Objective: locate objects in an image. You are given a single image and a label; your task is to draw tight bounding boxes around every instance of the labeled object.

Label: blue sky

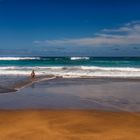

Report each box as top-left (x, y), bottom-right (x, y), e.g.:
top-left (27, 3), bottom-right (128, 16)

top-left (0, 0), bottom-right (140, 56)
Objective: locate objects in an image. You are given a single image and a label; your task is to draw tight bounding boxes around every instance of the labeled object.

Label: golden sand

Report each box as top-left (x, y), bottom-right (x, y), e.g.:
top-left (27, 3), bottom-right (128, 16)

top-left (0, 110), bottom-right (139, 140)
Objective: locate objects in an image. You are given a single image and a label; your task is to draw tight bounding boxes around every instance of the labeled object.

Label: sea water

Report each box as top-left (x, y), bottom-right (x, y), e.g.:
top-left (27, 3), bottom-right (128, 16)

top-left (0, 56), bottom-right (140, 78)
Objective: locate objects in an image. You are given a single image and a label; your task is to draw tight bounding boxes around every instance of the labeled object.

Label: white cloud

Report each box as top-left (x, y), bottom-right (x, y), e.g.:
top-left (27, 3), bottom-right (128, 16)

top-left (102, 21), bottom-right (140, 33)
top-left (101, 27), bottom-right (132, 32)
top-left (34, 21), bottom-right (140, 47)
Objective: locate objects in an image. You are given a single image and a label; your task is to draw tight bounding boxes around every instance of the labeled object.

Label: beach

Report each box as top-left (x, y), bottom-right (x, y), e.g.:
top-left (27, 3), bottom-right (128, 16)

top-left (0, 109), bottom-right (139, 140)
top-left (0, 77), bottom-right (139, 139)
top-left (1, 0), bottom-right (140, 138)
top-left (0, 57), bottom-right (140, 139)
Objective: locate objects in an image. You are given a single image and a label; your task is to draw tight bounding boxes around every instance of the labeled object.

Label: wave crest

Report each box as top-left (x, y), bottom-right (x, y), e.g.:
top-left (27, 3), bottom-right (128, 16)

top-left (70, 57), bottom-right (90, 60)
top-left (0, 66), bottom-right (140, 78)
top-left (0, 57), bottom-right (40, 60)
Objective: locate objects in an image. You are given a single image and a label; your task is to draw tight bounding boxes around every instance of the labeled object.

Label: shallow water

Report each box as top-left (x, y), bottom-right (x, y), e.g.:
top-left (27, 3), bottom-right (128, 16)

top-left (0, 78), bottom-right (140, 112)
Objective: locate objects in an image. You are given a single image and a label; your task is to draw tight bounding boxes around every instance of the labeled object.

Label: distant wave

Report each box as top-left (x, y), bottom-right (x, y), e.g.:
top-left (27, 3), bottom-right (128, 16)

top-left (0, 66), bottom-right (140, 78)
top-left (0, 57), bottom-right (40, 60)
top-left (0, 56), bottom-right (90, 61)
top-left (70, 57), bottom-right (90, 60)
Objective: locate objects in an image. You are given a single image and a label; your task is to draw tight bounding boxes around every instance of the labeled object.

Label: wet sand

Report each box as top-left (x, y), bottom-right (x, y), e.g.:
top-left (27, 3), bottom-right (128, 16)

top-left (0, 78), bottom-right (140, 139)
top-left (0, 75), bottom-right (56, 93)
top-left (0, 78), bottom-right (140, 111)
top-left (0, 109), bottom-right (139, 140)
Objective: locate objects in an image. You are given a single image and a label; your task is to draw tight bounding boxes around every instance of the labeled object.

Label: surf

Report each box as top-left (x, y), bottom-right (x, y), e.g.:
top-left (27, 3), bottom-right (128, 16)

top-left (0, 66), bottom-right (140, 78)
top-left (0, 57), bottom-right (41, 60)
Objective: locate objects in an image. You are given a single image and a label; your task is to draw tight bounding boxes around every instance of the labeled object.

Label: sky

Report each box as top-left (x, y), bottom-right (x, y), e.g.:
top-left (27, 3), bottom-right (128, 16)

top-left (0, 0), bottom-right (140, 56)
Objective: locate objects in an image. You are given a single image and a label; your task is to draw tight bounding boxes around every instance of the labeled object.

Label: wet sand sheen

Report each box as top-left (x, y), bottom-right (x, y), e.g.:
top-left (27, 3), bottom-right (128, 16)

top-left (0, 78), bottom-right (140, 111)
top-left (0, 110), bottom-right (139, 140)
top-left (0, 75), bottom-right (56, 93)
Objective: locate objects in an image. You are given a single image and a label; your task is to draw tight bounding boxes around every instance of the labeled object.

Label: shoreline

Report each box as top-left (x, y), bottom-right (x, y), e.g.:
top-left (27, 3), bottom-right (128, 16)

top-left (0, 109), bottom-right (139, 140)
top-left (1, 108), bottom-right (140, 113)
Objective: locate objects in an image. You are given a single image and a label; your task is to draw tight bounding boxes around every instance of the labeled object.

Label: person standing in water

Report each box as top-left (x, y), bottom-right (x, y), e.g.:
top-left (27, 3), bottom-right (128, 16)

top-left (31, 70), bottom-right (36, 79)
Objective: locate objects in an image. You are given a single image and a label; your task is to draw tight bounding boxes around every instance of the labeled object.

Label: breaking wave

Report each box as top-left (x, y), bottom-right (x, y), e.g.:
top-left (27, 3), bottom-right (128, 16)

top-left (0, 66), bottom-right (140, 78)
top-left (0, 57), bottom-right (40, 60)
top-left (70, 57), bottom-right (90, 60)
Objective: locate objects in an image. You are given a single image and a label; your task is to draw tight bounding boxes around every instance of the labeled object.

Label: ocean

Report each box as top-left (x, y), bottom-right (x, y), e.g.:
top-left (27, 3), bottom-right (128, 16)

top-left (0, 56), bottom-right (140, 78)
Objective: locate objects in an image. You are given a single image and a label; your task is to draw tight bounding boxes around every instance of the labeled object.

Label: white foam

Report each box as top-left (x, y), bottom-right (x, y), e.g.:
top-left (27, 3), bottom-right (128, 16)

top-left (80, 66), bottom-right (140, 71)
top-left (0, 66), bottom-right (140, 78)
top-left (70, 57), bottom-right (89, 60)
top-left (0, 57), bottom-right (40, 60)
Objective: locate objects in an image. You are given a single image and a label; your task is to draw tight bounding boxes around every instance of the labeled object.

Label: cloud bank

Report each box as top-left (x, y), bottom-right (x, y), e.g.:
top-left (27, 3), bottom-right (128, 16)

top-left (34, 21), bottom-right (140, 47)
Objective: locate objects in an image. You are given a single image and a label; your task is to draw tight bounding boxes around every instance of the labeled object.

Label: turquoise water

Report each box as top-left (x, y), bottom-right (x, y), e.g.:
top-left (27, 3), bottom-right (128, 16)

top-left (0, 57), bottom-right (140, 77)
top-left (0, 57), bottom-right (140, 67)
